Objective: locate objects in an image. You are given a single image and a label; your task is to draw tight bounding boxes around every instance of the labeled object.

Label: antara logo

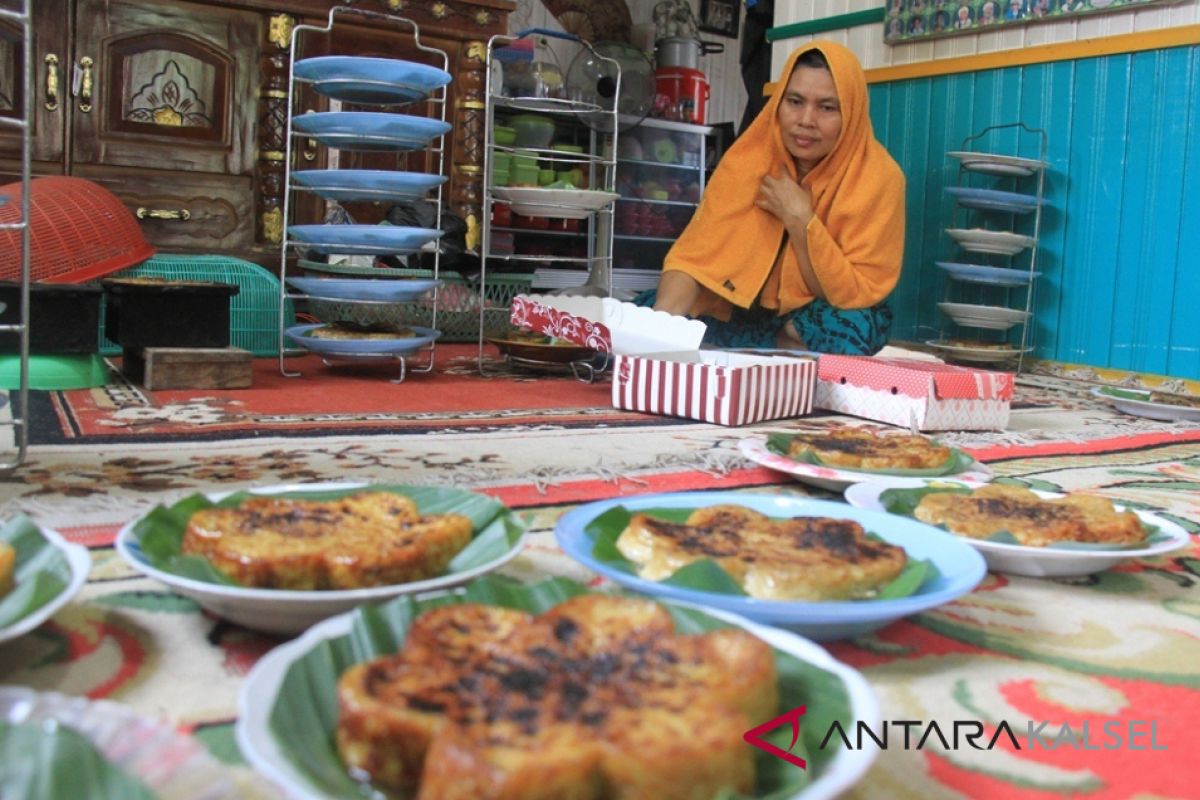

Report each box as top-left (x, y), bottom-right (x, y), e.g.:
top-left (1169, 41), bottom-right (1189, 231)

top-left (746, 707), bottom-right (1168, 769)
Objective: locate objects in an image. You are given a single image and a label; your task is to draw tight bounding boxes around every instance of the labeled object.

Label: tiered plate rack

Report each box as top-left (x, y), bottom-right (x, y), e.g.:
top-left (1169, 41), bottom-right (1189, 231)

top-left (929, 123), bottom-right (1048, 373)
top-left (276, 5), bottom-right (451, 384)
top-left (0, 0), bottom-right (32, 469)
top-left (479, 29), bottom-right (621, 379)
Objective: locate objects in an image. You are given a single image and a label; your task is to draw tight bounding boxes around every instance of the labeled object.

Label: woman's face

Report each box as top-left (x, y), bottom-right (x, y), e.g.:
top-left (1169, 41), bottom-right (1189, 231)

top-left (777, 64), bottom-right (843, 173)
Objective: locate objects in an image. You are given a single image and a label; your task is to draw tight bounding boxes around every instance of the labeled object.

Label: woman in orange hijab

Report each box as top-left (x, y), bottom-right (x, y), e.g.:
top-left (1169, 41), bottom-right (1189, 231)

top-left (651, 40), bottom-right (905, 354)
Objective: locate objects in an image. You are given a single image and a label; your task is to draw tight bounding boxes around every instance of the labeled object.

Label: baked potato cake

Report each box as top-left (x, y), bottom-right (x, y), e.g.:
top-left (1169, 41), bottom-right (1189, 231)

top-left (913, 484), bottom-right (1146, 547)
top-left (617, 504), bottom-right (907, 601)
top-left (336, 594), bottom-right (778, 799)
top-left (181, 491), bottom-right (472, 590)
top-left (786, 426), bottom-right (953, 470)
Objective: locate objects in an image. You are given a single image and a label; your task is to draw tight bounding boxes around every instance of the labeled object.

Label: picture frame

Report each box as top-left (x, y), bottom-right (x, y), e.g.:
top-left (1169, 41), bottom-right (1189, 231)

top-left (884, 0), bottom-right (1187, 45)
top-left (699, 0), bottom-right (740, 39)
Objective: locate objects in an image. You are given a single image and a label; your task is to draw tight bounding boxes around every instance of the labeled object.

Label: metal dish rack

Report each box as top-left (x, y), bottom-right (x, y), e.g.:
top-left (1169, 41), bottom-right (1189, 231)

top-left (0, 0), bottom-right (32, 469)
top-left (276, 5), bottom-right (449, 384)
top-left (930, 123), bottom-right (1048, 373)
top-left (479, 29), bottom-right (621, 378)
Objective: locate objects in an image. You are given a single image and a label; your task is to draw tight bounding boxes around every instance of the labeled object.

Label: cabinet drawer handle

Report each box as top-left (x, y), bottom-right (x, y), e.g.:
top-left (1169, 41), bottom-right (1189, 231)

top-left (77, 56), bottom-right (94, 113)
top-left (136, 207), bottom-right (191, 221)
top-left (44, 54), bottom-right (60, 112)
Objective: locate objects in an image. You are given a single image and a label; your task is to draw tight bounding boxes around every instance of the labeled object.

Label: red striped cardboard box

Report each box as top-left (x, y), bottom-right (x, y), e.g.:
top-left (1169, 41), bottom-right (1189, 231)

top-left (815, 355), bottom-right (1014, 431)
top-left (612, 351), bottom-right (817, 426)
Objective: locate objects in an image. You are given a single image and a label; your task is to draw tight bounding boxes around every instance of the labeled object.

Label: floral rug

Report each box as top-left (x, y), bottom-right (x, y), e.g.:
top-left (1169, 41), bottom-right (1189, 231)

top-left (0, 366), bottom-right (1197, 798)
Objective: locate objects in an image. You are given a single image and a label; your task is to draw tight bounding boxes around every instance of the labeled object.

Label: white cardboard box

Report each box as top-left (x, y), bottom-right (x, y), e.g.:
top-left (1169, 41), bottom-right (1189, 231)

top-left (814, 355), bottom-right (1014, 431)
top-left (613, 350), bottom-right (817, 426)
top-left (509, 294), bottom-right (706, 354)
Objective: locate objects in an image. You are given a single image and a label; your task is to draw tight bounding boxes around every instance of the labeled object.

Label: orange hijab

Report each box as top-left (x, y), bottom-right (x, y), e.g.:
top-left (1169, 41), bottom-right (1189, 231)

top-left (663, 41), bottom-right (905, 319)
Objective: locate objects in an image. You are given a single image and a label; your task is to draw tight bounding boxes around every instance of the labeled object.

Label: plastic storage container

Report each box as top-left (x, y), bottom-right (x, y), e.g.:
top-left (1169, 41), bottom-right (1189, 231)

top-left (103, 279), bottom-right (240, 349)
top-left (0, 282), bottom-right (103, 354)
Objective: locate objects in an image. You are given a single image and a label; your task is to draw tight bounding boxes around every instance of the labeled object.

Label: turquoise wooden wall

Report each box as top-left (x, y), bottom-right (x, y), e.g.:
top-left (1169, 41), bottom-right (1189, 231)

top-left (869, 43), bottom-right (1200, 379)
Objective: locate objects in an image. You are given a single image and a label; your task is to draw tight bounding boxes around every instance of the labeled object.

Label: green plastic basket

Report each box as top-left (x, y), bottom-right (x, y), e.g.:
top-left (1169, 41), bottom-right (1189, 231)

top-left (99, 255), bottom-right (295, 356)
top-left (303, 270), bottom-right (534, 343)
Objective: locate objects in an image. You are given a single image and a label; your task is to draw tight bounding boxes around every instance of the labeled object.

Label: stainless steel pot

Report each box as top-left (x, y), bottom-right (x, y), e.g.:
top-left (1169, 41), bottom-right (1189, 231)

top-left (655, 36), bottom-right (724, 70)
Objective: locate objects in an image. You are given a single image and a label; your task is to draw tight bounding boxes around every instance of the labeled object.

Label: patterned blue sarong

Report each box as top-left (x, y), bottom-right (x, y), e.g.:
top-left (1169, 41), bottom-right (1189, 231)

top-left (634, 290), bottom-right (891, 355)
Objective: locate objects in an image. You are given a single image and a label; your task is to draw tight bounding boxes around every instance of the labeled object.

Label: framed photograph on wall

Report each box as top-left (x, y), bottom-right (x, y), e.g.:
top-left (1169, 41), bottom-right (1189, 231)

top-left (700, 0), bottom-right (740, 39)
top-left (885, 0), bottom-right (1188, 45)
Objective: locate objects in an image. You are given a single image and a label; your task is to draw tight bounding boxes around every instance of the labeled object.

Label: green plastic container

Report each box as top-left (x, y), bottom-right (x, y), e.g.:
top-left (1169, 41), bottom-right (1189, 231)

top-left (0, 354), bottom-right (110, 390)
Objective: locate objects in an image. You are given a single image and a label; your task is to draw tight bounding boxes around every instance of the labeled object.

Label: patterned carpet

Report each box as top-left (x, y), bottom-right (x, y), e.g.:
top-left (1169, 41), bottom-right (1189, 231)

top-left (0, 361), bottom-right (1197, 798)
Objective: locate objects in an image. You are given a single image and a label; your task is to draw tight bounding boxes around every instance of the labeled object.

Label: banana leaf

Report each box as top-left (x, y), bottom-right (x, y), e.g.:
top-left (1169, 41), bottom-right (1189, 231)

top-left (878, 486), bottom-right (1168, 550)
top-left (0, 516), bottom-right (71, 629)
top-left (267, 574), bottom-right (855, 799)
top-left (586, 505), bottom-right (935, 601)
top-left (131, 484), bottom-right (524, 588)
top-left (0, 721), bottom-right (157, 800)
top-left (765, 432), bottom-right (977, 477)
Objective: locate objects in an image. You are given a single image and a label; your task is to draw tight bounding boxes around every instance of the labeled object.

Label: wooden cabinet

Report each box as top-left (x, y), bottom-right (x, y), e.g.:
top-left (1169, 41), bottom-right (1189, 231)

top-left (0, 0), bottom-right (512, 268)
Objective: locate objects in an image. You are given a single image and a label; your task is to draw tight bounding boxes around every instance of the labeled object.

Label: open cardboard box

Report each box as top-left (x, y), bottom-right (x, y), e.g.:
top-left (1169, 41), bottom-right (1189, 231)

top-left (511, 294), bottom-right (816, 426)
top-left (815, 355), bottom-right (1014, 431)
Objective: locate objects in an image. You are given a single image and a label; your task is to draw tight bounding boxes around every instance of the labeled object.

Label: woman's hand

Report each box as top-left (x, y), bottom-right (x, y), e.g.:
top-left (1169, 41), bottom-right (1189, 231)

top-left (756, 168), bottom-right (814, 229)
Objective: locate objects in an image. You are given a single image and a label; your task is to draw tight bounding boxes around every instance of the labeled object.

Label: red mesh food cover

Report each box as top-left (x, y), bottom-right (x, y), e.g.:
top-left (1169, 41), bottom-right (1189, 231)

top-left (0, 176), bottom-right (156, 283)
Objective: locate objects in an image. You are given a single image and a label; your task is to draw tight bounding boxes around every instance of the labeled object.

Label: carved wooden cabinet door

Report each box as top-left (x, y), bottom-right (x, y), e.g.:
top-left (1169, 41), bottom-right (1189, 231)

top-left (70, 0), bottom-right (261, 251)
top-left (0, 0), bottom-right (69, 177)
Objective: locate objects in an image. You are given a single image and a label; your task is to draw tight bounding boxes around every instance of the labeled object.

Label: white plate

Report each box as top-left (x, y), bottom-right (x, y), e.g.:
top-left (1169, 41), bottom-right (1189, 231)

top-left (1091, 386), bottom-right (1200, 423)
top-left (937, 302), bottom-right (1030, 331)
top-left (492, 187), bottom-right (620, 219)
top-left (0, 523), bottom-right (90, 644)
top-left (843, 483), bottom-right (1192, 577)
top-left (945, 228), bottom-right (1036, 256)
top-left (925, 339), bottom-right (1030, 363)
top-left (556, 492), bottom-right (987, 641)
top-left (237, 590), bottom-right (881, 800)
top-left (947, 150), bottom-right (1047, 176)
top-left (0, 686), bottom-right (238, 799)
top-left (738, 436), bottom-right (992, 493)
top-left (115, 482), bottom-right (527, 635)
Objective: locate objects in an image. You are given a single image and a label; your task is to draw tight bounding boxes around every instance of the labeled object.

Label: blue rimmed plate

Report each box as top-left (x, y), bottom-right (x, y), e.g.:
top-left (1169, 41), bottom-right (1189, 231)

top-left (285, 323), bottom-right (440, 356)
top-left (286, 276), bottom-right (441, 303)
top-left (293, 56), bottom-right (451, 105)
top-left (291, 112), bottom-right (451, 152)
top-left (287, 224), bottom-right (442, 256)
top-left (945, 228), bottom-right (1036, 256)
top-left (936, 261), bottom-right (1039, 287)
top-left (945, 186), bottom-right (1039, 214)
top-left (291, 170), bottom-right (446, 203)
top-left (554, 492), bottom-right (987, 641)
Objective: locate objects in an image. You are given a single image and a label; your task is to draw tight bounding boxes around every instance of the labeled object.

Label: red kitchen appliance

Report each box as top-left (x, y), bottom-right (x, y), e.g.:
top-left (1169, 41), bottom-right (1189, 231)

top-left (654, 66), bottom-right (709, 125)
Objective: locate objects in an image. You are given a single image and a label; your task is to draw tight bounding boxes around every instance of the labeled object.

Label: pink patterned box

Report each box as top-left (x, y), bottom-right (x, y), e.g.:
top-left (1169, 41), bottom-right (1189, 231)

top-left (509, 294), bottom-right (706, 354)
top-left (814, 355), bottom-right (1014, 431)
top-left (612, 351), bottom-right (817, 426)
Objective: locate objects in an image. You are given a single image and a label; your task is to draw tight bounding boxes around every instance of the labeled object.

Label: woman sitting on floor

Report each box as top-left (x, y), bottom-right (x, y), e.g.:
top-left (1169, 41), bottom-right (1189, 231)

top-left (648, 40), bottom-right (906, 355)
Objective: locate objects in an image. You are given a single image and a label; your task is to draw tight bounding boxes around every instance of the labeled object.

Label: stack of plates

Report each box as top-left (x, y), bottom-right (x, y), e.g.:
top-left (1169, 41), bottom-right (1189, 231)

top-left (292, 56), bottom-right (452, 106)
top-left (946, 228), bottom-right (1036, 256)
top-left (938, 302), bottom-right (1029, 330)
top-left (947, 150), bottom-right (1047, 177)
top-left (532, 268), bottom-right (660, 293)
